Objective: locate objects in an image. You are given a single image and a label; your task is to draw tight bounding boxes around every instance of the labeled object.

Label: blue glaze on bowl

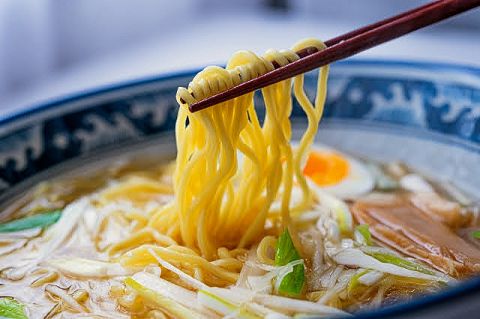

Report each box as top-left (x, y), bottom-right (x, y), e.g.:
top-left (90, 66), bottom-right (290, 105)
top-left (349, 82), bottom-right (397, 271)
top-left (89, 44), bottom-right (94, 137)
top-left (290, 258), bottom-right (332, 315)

top-left (0, 59), bottom-right (479, 318)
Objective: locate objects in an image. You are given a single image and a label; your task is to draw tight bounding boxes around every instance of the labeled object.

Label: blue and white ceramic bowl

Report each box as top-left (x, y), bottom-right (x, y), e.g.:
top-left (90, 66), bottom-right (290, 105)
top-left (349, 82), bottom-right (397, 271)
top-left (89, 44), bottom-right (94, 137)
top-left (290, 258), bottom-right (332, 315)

top-left (0, 60), bottom-right (479, 318)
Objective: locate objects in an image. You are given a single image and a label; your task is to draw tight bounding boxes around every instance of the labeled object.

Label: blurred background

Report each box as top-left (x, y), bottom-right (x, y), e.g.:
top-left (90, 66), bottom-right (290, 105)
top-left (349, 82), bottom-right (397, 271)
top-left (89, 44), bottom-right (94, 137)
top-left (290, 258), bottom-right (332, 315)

top-left (0, 0), bottom-right (479, 116)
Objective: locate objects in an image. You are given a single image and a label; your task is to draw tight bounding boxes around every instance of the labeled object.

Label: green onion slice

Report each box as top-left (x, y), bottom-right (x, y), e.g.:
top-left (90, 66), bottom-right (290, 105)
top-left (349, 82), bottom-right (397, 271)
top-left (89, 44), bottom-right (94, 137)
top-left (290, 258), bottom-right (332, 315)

top-left (0, 210), bottom-right (61, 233)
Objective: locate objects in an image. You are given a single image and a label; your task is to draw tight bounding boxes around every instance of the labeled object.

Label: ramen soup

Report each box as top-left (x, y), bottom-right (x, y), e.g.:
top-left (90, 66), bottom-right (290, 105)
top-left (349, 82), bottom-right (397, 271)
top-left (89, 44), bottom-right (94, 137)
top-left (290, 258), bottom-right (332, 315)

top-left (0, 39), bottom-right (479, 319)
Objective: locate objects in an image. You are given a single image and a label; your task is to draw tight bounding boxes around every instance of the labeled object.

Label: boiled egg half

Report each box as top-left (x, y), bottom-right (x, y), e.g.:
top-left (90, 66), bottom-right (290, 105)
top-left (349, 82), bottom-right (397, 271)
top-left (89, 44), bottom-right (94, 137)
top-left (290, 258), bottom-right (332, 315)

top-left (303, 145), bottom-right (374, 199)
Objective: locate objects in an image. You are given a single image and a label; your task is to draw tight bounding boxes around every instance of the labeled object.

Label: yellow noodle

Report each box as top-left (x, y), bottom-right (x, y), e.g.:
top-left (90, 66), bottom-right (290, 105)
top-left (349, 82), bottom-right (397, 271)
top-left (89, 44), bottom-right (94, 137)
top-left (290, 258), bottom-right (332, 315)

top-left (210, 258), bottom-right (244, 271)
top-left (256, 235), bottom-right (278, 265)
top-left (120, 245), bottom-right (239, 283)
top-left (170, 38), bottom-right (328, 258)
top-left (112, 38), bottom-right (328, 289)
top-left (99, 176), bottom-right (172, 205)
top-left (109, 229), bottom-right (177, 256)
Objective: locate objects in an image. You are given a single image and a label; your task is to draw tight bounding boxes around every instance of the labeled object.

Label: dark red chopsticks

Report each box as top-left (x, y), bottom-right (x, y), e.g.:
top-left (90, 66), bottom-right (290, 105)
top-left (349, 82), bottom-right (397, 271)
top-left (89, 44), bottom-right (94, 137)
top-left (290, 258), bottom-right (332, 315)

top-left (189, 0), bottom-right (480, 113)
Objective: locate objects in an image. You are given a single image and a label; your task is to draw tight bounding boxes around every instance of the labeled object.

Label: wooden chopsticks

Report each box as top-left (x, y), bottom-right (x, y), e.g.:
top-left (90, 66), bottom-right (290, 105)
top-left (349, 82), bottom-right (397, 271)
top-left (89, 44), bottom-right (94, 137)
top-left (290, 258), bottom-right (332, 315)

top-left (189, 0), bottom-right (480, 113)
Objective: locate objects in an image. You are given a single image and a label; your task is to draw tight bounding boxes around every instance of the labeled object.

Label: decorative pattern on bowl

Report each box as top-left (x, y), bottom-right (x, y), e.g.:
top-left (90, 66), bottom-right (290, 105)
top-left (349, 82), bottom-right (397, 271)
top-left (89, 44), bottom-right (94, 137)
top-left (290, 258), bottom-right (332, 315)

top-left (1, 60), bottom-right (479, 195)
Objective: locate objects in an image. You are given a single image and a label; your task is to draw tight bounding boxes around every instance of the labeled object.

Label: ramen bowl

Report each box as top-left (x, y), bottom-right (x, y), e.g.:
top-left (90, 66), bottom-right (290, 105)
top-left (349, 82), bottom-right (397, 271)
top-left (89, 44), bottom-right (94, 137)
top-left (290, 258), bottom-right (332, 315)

top-left (0, 59), bottom-right (479, 318)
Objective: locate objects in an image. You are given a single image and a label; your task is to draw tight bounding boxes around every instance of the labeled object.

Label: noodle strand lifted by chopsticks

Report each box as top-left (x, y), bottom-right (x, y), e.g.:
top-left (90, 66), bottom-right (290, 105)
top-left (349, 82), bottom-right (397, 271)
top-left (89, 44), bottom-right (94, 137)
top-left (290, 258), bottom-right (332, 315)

top-left (115, 38), bottom-right (329, 286)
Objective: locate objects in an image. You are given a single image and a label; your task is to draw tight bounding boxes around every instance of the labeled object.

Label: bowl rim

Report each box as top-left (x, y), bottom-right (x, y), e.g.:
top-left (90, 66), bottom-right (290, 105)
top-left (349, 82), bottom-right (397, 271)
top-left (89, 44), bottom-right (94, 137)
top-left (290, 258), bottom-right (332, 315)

top-left (1, 58), bottom-right (480, 318)
top-left (2, 58), bottom-right (480, 128)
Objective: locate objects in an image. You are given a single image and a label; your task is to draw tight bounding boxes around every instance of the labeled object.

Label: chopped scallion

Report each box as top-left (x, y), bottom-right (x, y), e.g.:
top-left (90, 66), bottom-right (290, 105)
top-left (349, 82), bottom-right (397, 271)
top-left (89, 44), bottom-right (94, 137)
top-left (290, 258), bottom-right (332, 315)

top-left (347, 269), bottom-right (370, 294)
top-left (355, 224), bottom-right (372, 246)
top-left (274, 229), bottom-right (305, 297)
top-left (125, 277), bottom-right (200, 319)
top-left (0, 210), bottom-right (62, 233)
top-left (367, 252), bottom-right (435, 276)
top-left (471, 230), bottom-right (480, 239)
top-left (0, 297), bottom-right (28, 319)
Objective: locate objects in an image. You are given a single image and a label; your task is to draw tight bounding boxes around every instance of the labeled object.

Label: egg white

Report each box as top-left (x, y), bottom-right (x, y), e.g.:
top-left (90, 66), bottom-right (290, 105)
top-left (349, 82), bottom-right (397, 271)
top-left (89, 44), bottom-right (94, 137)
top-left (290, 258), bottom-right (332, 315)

top-left (305, 144), bottom-right (374, 200)
top-left (235, 143), bottom-right (374, 200)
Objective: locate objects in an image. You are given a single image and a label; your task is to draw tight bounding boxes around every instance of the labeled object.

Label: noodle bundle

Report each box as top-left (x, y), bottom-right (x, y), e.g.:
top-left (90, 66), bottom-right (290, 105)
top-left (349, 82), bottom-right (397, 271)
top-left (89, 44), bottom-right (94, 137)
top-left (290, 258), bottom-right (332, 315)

top-left (174, 38), bottom-right (328, 257)
top-left (116, 39), bottom-right (329, 288)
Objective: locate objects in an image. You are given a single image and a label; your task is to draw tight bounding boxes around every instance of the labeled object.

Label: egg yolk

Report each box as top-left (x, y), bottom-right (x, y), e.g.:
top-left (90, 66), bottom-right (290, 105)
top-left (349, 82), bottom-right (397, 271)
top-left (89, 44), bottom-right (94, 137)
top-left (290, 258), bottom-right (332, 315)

top-left (303, 151), bottom-right (350, 186)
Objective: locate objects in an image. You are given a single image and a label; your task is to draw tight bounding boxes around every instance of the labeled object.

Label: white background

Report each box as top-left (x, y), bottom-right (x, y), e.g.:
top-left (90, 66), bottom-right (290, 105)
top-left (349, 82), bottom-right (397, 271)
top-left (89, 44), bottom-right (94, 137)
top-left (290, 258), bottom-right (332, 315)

top-left (0, 0), bottom-right (479, 118)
